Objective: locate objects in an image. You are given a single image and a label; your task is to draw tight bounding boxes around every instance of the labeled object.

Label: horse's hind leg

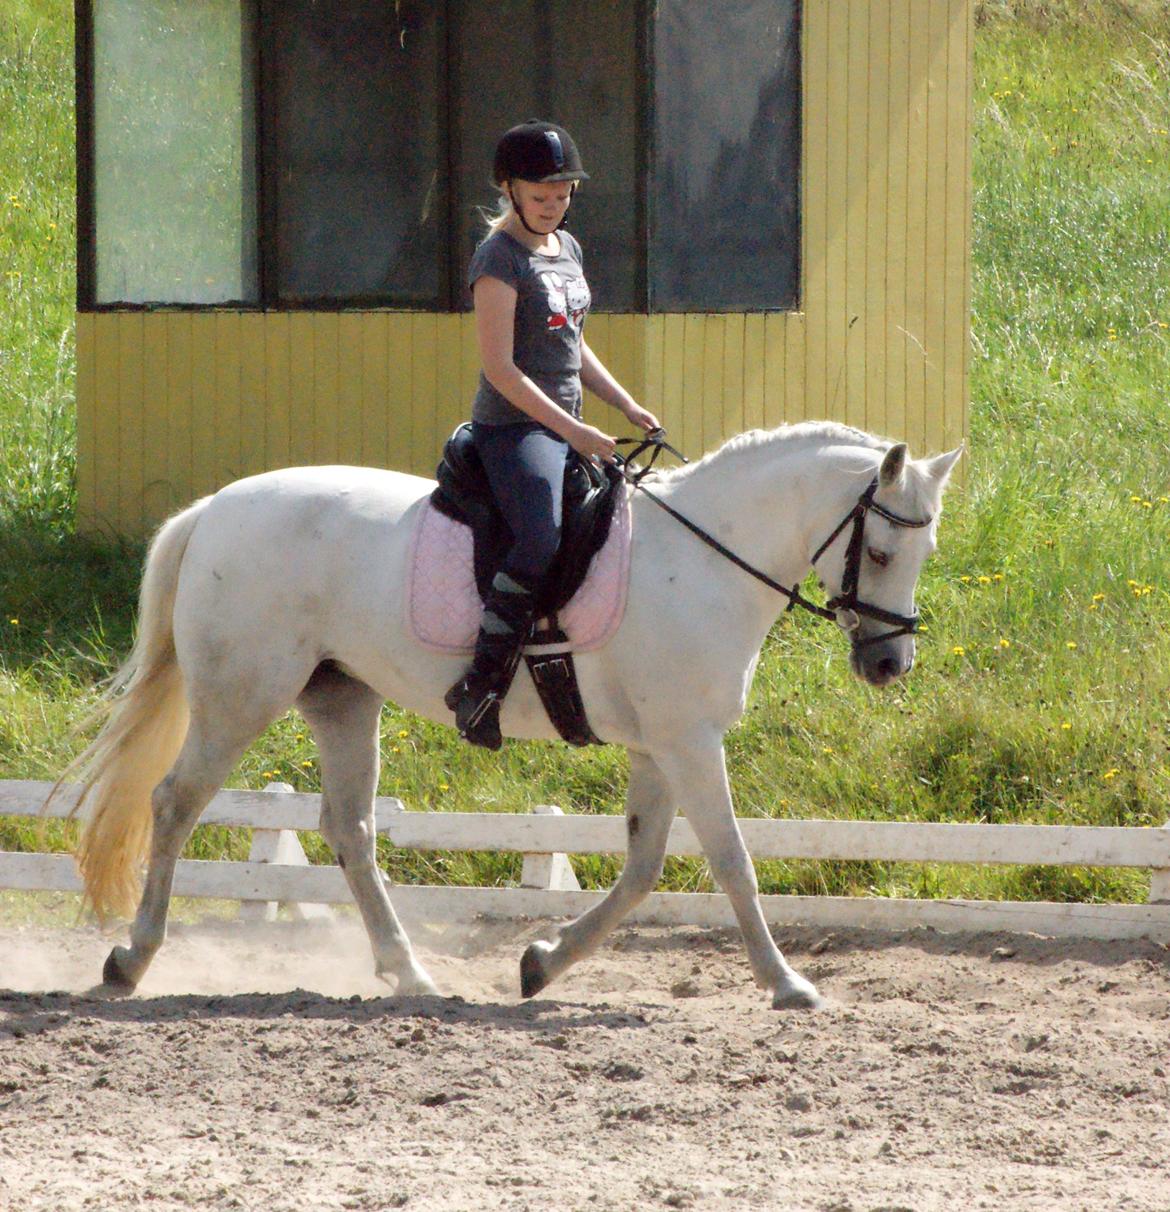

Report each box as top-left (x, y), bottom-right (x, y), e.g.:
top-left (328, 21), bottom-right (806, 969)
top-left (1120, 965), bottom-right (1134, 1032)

top-left (521, 750), bottom-right (675, 998)
top-left (102, 716), bottom-right (259, 992)
top-left (297, 665), bottom-right (437, 997)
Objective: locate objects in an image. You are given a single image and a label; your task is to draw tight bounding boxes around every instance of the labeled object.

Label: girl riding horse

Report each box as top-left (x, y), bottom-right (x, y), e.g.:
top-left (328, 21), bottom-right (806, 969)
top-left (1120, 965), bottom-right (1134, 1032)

top-left (443, 120), bottom-right (659, 749)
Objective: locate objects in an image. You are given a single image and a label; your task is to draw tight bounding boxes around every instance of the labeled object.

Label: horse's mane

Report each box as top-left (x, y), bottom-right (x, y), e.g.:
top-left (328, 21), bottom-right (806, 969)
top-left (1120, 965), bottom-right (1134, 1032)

top-left (656, 421), bottom-right (890, 483)
top-left (653, 421), bottom-right (939, 514)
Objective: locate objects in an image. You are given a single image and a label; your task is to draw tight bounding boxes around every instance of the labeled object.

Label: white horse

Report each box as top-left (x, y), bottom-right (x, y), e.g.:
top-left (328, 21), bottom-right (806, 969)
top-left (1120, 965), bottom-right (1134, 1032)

top-left (63, 421), bottom-right (960, 1009)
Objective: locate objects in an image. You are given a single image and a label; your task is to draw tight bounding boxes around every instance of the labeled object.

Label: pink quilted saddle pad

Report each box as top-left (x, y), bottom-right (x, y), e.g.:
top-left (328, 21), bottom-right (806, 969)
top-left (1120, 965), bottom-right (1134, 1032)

top-left (407, 490), bottom-right (633, 655)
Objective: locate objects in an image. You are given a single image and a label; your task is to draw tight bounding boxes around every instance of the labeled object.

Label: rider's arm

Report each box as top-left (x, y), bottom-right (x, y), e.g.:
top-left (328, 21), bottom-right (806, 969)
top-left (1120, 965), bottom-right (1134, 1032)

top-left (581, 340), bottom-right (660, 433)
top-left (475, 274), bottom-right (616, 461)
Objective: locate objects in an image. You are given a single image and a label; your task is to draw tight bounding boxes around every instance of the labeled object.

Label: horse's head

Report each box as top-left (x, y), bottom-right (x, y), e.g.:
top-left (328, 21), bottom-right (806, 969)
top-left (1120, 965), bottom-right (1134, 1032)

top-left (816, 442), bottom-right (962, 687)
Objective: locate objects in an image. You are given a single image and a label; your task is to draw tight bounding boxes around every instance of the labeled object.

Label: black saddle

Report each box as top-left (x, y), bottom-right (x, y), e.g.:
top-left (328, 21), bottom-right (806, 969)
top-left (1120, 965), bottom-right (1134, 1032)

top-left (430, 422), bottom-right (624, 748)
top-left (431, 422), bottom-right (623, 617)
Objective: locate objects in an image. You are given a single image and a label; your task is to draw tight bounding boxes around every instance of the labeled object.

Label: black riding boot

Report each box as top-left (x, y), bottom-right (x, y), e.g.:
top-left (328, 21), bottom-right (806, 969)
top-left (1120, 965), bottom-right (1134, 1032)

top-left (444, 571), bottom-right (538, 750)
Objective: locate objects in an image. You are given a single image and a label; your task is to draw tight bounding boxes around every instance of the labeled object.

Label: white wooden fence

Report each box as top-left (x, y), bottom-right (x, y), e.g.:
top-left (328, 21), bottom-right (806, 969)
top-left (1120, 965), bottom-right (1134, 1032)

top-left (2, 779), bottom-right (1168, 941)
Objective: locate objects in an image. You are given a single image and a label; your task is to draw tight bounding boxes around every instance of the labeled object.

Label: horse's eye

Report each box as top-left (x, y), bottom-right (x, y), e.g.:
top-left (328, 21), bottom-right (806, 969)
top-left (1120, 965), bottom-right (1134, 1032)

top-left (867, 547), bottom-right (889, 567)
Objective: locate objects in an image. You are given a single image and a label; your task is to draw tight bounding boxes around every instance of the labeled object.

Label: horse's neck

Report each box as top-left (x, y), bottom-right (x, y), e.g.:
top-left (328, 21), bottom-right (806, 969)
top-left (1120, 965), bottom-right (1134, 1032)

top-left (662, 439), bottom-right (874, 605)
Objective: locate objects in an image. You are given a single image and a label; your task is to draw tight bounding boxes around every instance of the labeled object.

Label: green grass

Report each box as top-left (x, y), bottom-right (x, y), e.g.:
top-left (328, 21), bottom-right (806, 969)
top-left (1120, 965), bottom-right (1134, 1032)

top-left (2, 1), bottom-right (1170, 906)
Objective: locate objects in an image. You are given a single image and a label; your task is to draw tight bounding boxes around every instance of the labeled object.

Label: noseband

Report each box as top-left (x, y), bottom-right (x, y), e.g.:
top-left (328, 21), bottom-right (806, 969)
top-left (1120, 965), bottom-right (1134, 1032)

top-left (616, 433), bottom-right (933, 651)
top-left (806, 475), bottom-right (933, 648)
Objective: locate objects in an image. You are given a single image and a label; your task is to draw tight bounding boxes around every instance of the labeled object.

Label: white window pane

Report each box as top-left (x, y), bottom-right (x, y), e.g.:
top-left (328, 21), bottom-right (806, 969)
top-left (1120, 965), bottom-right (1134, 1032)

top-left (94, 0), bottom-right (256, 304)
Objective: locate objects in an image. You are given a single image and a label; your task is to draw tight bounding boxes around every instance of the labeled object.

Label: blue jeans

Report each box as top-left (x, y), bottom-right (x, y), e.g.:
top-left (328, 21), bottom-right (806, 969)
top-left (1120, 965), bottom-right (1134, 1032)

top-left (471, 420), bottom-right (575, 587)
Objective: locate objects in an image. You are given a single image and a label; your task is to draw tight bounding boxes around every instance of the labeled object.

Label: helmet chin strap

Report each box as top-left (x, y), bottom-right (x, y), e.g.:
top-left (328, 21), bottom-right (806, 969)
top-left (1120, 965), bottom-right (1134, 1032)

top-left (507, 182), bottom-right (575, 235)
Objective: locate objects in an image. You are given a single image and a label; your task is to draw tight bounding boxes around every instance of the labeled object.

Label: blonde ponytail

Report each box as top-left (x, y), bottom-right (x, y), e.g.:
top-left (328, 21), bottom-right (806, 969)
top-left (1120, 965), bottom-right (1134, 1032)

top-left (478, 189), bottom-right (513, 240)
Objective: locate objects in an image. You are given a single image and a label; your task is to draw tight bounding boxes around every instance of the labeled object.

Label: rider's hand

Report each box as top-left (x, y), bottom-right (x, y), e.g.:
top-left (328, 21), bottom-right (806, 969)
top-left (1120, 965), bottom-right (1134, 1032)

top-left (568, 420), bottom-right (618, 464)
top-left (621, 401), bottom-right (661, 433)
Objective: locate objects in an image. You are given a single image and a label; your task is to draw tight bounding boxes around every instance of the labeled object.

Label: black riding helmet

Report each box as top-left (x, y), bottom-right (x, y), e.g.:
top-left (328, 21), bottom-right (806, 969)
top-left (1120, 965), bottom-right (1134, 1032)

top-left (494, 119), bottom-right (588, 234)
top-left (493, 119), bottom-right (589, 184)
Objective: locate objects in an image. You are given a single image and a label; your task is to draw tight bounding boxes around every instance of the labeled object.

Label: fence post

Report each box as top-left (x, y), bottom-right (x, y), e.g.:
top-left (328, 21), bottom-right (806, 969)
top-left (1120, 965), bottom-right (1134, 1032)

top-left (239, 783), bottom-right (333, 923)
top-left (1151, 821), bottom-right (1170, 905)
top-left (520, 804), bottom-right (581, 891)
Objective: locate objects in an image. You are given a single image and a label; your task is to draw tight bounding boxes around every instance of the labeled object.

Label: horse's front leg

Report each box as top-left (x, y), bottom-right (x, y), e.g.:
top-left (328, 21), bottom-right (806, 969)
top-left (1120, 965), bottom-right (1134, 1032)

top-left (653, 732), bottom-right (822, 1010)
top-left (521, 750), bottom-right (675, 998)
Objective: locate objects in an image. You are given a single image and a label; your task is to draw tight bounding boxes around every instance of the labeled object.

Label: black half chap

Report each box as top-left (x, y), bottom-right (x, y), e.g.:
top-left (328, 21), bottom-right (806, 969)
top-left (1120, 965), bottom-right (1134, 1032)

top-left (471, 420), bottom-right (573, 586)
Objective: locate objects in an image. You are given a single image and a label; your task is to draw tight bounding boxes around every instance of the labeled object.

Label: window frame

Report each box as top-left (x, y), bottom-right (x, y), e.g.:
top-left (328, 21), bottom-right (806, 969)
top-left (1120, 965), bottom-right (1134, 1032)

top-left (75, 0), bottom-right (799, 315)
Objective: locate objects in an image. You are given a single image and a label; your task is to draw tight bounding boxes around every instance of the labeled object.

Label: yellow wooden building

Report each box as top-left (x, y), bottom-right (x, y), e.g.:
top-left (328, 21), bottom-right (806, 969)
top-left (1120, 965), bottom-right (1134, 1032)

top-left (76, 0), bottom-right (971, 536)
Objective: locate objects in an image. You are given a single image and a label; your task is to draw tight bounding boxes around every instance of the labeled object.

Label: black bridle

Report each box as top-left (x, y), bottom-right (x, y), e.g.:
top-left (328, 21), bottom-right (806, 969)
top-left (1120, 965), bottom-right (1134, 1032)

top-left (614, 431), bottom-right (933, 650)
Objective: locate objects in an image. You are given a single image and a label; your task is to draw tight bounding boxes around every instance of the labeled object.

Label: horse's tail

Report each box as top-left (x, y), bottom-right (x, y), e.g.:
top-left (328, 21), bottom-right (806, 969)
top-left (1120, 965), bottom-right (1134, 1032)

top-left (51, 496), bottom-right (211, 921)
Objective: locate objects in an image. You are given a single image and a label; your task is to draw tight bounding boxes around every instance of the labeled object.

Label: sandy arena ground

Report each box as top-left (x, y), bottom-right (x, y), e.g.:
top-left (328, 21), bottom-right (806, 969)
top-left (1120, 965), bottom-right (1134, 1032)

top-left (1, 911), bottom-right (1168, 1211)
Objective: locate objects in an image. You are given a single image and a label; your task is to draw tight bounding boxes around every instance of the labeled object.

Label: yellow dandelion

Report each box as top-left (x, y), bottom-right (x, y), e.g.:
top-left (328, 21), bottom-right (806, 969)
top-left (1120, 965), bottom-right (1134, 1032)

top-left (397, 729), bottom-right (409, 739)
top-left (301, 759), bottom-right (313, 767)
top-left (952, 645), bottom-right (966, 656)
top-left (1066, 641), bottom-right (1078, 650)
top-left (1092, 592), bottom-right (1106, 601)
top-left (977, 575), bottom-right (991, 585)
top-left (919, 623), bottom-right (930, 632)
top-left (8, 618), bottom-right (18, 626)
top-left (959, 575), bottom-right (971, 584)
top-left (1102, 768), bottom-right (1120, 781)
top-left (993, 573), bottom-right (1005, 582)
top-left (438, 783), bottom-right (450, 792)
top-left (997, 638), bottom-right (1010, 649)
top-left (1060, 723), bottom-right (1072, 731)
top-left (822, 746), bottom-right (834, 755)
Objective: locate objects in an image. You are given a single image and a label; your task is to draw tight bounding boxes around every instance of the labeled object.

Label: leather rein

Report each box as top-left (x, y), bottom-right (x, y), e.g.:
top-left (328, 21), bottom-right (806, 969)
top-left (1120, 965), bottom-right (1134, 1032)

top-left (613, 431), bottom-right (933, 649)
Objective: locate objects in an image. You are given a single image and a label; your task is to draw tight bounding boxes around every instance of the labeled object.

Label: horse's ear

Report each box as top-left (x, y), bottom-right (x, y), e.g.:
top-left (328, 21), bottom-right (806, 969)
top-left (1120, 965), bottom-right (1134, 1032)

top-left (923, 444), bottom-right (964, 490)
top-left (879, 443), bottom-right (908, 488)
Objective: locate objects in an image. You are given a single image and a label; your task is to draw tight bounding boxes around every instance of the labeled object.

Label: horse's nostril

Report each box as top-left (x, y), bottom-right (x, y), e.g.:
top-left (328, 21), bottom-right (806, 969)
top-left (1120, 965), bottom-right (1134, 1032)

top-left (877, 656), bottom-right (901, 680)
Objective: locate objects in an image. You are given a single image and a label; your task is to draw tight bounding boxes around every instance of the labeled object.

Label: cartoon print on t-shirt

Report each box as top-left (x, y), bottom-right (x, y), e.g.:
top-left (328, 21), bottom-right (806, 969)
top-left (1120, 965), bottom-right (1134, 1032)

top-left (540, 272), bottom-right (590, 333)
top-left (540, 272), bottom-right (568, 330)
top-left (565, 276), bottom-right (590, 328)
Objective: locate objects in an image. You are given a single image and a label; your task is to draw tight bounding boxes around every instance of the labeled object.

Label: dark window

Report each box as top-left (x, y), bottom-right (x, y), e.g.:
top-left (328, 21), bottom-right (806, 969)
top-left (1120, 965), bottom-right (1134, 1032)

top-left (651, 0), bottom-right (801, 311)
top-left (79, 1), bottom-right (800, 312)
top-left (267, 1), bottom-right (444, 306)
top-left (450, 0), bottom-right (641, 311)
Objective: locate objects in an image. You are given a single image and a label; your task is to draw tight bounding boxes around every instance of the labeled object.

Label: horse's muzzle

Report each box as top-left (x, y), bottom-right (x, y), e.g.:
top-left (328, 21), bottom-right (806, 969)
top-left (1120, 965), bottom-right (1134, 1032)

top-left (850, 637), bottom-right (914, 686)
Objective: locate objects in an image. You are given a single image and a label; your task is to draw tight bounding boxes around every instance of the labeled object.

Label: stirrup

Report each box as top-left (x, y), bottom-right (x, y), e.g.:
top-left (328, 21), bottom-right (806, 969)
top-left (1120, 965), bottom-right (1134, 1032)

top-left (453, 686), bottom-right (503, 751)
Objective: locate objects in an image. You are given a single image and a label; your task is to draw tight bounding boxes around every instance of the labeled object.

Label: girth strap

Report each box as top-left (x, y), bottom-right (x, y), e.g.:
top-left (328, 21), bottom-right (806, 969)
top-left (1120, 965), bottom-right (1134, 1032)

top-left (524, 616), bottom-right (601, 747)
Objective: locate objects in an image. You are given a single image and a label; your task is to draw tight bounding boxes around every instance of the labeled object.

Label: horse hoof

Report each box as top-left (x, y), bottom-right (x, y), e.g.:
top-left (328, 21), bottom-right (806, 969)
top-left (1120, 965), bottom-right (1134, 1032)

top-left (400, 973), bottom-right (441, 998)
top-left (98, 948), bottom-right (137, 995)
top-left (376, 966), bottom-right (441, 998)
top-left (771, 972), bottom-right (824, 1011)
top-left (520, 944), bottom-right (550, 999)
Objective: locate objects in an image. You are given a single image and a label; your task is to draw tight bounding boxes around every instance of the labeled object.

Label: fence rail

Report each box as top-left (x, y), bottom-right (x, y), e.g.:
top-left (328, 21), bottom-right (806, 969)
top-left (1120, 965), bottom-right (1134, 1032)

top-left (2, 781), bottom-right (1168, 941)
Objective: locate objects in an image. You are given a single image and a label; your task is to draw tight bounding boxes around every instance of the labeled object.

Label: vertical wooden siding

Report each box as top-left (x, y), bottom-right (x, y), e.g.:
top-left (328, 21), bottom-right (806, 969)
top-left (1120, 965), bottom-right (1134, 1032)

top-left (76, 0), bottom-right (971, 535)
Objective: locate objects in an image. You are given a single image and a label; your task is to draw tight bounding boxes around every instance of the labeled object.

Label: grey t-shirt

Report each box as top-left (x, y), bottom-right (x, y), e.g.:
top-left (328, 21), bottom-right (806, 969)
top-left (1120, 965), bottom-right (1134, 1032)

top-left (468, 229), bottom-right (592, 425)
